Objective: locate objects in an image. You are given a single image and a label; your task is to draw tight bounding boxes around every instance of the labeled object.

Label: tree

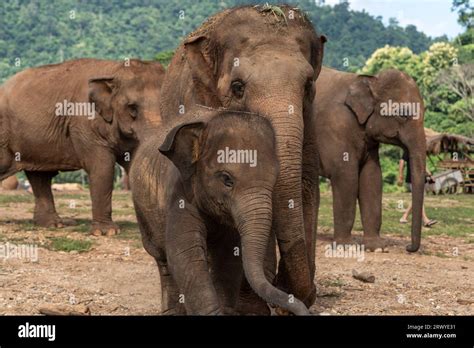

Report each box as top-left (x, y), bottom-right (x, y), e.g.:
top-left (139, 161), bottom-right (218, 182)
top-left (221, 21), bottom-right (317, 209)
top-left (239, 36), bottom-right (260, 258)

top-left (360, 45), bottom-right (422, 82)
top-left (452, 0), bottom-right (473, 28)
top-left (437, 64), bottom-right (474, 122)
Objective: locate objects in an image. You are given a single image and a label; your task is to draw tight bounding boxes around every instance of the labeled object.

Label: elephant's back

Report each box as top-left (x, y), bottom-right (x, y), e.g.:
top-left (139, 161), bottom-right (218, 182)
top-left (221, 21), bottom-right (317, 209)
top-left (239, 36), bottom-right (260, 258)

top-left (3, 59), bottom-right (120, 103)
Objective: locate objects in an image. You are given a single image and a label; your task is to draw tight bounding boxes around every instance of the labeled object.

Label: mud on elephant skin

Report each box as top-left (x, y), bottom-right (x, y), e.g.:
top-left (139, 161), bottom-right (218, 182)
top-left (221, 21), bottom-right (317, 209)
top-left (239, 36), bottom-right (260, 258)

top-left (314, 67), bottom-right (427, 252)
top-left (0, 58), bottom-right (165, 235)
top-left (160, 4), bottom-right (327, 307)
top-left (130, 107), bottom-right (310, 315)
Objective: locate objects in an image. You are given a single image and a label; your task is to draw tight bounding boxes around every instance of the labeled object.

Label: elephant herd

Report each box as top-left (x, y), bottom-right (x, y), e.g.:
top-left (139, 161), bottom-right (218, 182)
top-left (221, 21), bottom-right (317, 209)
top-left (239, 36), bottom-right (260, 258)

top-left (0, 5), bottom-right (426, 315)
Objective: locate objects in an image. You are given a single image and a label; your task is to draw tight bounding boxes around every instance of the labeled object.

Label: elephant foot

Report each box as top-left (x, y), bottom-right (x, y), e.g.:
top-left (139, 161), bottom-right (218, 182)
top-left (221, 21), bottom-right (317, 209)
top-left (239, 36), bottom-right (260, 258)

top-left (362, 236), bottom-right (388, 252)
top-left (275, 239), bottom-right (316, 308)
top-left (90, 222), bottom-right (120, 236)
top-left (33, 212), bottom-right (65, 228)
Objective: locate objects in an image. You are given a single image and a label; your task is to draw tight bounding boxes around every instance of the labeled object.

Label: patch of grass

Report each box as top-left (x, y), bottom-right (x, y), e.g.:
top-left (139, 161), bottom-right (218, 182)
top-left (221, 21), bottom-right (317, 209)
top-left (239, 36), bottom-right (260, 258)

top-left (318, 192), bottom-right (474, 238)
top-left (0, 194), bottom-right (33, 204)
top-left (47, 237), bottom-right (93, 253)
top-left (64, 221), bottom-right (91, 233)
top-left (6, 220), bottom-right (39, 232)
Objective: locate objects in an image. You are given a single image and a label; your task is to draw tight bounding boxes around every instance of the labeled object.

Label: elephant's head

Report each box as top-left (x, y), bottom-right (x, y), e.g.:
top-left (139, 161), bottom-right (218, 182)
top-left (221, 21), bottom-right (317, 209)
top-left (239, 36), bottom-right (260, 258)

top-left (345, 69), bottom-right (426, 252)
top-left (172, 5), bottom-right (327, 303)
top-left (159, 110), bottom-right (309, 315)
top-left (88, 60), bottom-right (165, 151)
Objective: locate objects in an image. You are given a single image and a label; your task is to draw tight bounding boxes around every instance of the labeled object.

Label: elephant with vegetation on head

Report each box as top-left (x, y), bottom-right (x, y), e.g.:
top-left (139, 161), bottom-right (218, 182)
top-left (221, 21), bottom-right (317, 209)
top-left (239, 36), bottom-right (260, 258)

top-left (0, 58), bottom-right (165, 234)
top-left (130, 107), bottom-right (309, 315)
top-left (160, 4), bottom-right (326, 307)
top-left (313, 67), bottom-right (427, 252)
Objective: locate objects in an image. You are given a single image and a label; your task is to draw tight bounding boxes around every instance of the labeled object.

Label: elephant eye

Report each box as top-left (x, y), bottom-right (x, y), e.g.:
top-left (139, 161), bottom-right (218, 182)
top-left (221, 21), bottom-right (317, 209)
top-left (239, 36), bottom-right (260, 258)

top-left (231, 80), bottom-right (245, 99)
top-left (128, 103), bottom-right (139, 119)
top-left (218, 171), bottom-right (234, 188)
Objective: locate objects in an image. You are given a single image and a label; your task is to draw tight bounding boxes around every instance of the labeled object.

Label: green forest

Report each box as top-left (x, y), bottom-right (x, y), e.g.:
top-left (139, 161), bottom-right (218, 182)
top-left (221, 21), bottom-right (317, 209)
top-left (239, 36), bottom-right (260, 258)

top-left (0, 0), bottom-right (472, 188)
top-left (0, 0), bottom-right (447, 78)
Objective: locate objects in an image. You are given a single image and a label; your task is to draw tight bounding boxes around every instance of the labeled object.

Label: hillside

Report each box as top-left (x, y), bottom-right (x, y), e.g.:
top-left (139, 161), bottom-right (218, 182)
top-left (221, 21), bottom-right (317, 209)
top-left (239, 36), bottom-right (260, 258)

top-left (0, 0), bottom-right (439, 82)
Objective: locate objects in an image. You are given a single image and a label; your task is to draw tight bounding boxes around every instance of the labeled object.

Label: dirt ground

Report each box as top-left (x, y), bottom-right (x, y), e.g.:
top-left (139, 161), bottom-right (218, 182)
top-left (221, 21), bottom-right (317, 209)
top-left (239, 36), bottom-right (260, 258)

top-left (0, 190), bottom-right (473, 315)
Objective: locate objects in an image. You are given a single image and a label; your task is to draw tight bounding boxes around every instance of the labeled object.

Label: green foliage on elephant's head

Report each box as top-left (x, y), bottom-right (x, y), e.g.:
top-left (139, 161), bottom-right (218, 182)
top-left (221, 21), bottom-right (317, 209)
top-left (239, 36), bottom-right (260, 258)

top-left (255, 4), bottom-right (288, 26)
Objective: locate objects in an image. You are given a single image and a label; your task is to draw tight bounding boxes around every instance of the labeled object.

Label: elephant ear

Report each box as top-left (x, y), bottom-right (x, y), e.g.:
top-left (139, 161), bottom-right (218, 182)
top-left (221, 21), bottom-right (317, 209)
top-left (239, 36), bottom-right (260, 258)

top-left (183, 35), bottom-right (221, 107)
top-left (88, 77), bottom-right (116, 123)
top-left (311, 34), bottom-right (327, 79)
top-left (159, 122), bottom-right (206, 181)
top-left (345, 76), bottom-right (376, 125)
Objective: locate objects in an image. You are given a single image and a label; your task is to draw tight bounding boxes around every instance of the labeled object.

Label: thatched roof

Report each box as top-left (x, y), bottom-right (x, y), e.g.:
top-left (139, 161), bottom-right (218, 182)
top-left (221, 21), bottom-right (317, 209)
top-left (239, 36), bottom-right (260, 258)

top-left (425, 128), bottom-right (474, 155)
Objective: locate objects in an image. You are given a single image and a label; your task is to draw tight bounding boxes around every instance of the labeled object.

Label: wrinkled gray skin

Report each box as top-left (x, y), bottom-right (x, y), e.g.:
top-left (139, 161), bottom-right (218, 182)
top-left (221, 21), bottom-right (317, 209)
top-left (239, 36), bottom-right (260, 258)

top-left (160, 5), bottom-right (326, 306)
top-left (0, 58), bottom-right (164, 235)
top-left (130, 108), bottom-right (309, 315)
top-left (313, 67), bottom-right (426, 252)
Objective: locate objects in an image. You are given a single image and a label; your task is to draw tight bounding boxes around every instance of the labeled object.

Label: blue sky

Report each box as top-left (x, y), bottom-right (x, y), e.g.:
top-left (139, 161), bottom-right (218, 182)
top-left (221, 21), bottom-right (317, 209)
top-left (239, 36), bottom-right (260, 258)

top-left (323, 0), bottom-right (464, 38)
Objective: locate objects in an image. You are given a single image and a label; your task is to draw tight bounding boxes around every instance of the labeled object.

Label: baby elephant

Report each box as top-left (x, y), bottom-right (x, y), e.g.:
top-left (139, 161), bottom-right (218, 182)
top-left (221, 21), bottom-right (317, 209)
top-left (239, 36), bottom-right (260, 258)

top-left (130, 108), bottom-right (309, 315)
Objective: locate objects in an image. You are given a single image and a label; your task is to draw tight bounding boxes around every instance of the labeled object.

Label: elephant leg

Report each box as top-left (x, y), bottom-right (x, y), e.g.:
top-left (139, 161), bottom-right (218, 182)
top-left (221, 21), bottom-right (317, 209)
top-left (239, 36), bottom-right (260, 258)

top-left (166, 209), bottom-right (222, 315)
top-left (155, 259), bottom-right (186, 315)
top-left (134, 206), bottom-right (184, 315)
top-left (85, 154), bottom-right (119, 236)
top-left (331, 171), bottom-right (358, 245)
top-left (208, 229), bottom-right (244, 314)
top-left (358, 150), bottom-right (387, 251)
top-left (25, 171), bottom-right (63, 227)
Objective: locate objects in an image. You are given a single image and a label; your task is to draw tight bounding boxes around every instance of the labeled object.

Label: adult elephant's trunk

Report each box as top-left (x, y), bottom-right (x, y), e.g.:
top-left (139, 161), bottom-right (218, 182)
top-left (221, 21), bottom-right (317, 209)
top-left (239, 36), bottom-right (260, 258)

top-left (405, 141), bottom-right (427, 252)
top-left (234, 187), bottom-right (309, 315)
top-left (252, 97), bottom-right (315, 305)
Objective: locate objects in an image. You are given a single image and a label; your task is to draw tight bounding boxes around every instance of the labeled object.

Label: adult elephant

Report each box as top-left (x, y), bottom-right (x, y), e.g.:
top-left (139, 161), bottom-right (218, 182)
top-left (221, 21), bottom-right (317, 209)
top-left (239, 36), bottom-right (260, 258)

top-left (160, 5), bottom-right (326, 305)
top-left (0, 58), bottom-right (165, 235)
top-left (314, 67), bottom-right (426, 252)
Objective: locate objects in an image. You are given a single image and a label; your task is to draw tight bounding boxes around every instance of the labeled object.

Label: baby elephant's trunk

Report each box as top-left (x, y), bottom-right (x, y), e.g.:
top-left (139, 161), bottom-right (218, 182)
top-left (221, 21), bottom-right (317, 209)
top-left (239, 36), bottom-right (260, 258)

top-left (234, 188), bottom-right (310, 315)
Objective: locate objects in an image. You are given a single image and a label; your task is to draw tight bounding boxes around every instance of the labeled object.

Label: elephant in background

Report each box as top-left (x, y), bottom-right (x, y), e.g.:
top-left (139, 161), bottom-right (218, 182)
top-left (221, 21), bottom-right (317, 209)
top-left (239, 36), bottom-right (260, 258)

top-left (0, 58), bottom-right (165, 235)
top-left (130, 107), bottom-right (309, 315)
top-left (314, 67), bottom-right (426, 252)
top-left (160, 4), bottom-right (326, 306)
